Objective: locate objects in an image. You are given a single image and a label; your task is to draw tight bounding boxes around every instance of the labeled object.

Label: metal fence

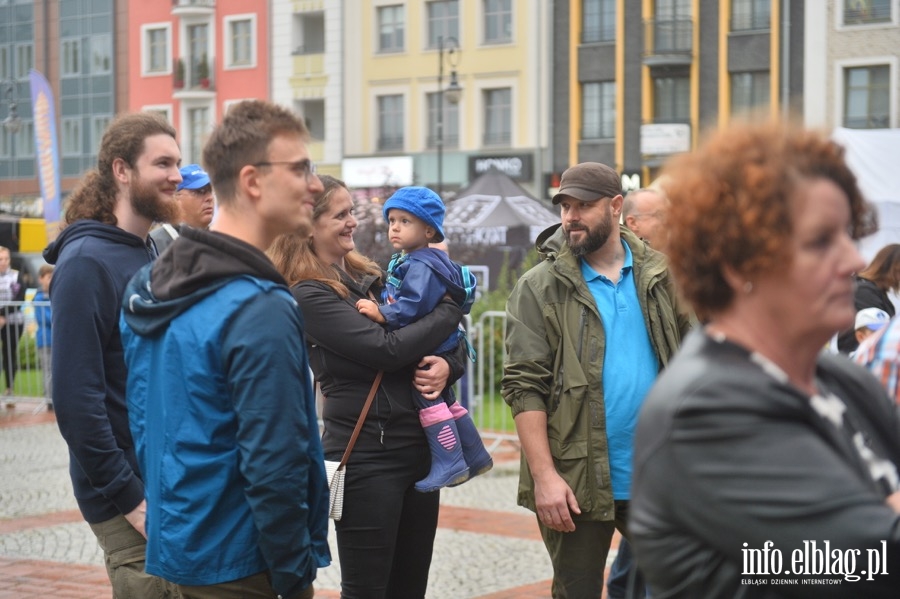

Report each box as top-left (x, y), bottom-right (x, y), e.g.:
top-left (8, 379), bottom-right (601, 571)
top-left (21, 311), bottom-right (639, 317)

top-left (0, 300), bottom-right (51, 412)
top-left (462, 310), bottom-right (519, 454)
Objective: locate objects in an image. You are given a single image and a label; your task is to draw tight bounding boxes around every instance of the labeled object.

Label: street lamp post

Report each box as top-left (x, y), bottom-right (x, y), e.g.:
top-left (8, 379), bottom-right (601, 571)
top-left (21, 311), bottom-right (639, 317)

top-left (436, 36), bottom-right (462, 199)
top-left (2, 79), bottom-right (21, 199)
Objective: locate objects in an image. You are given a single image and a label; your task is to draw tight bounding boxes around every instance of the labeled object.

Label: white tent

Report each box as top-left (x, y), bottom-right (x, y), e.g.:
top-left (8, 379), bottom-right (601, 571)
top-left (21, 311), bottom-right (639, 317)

top-left (831, 127), bottom-right (900, 261)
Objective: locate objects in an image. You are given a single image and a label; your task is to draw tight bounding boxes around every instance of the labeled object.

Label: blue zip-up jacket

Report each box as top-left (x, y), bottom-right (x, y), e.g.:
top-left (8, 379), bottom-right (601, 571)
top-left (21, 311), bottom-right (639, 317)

top-left (43, 220), bottom-right (155, 524)
top-left (382, 247), bottom-right (475, 354)
top-left (120, 227), bottom-right (330, 596)
top-left (33, 289), bottom-right (51, 348)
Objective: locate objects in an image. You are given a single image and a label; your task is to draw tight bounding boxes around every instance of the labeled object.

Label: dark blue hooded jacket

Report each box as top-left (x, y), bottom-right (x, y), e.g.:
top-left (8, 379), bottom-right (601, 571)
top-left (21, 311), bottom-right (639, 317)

top-left (43, 220), bottom-right (156, 524)
top-left (382, 247), bottom-right (476, 355)
top-left (119, 226), bottom-right (330, 596)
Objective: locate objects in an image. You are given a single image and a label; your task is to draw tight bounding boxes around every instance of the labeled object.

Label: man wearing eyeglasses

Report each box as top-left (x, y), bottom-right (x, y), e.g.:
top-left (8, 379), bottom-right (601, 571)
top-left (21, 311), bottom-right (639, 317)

top-left (622, 188), bottom-right (669, 249)
top-left (150, 164), bottom-right (216, 254)
top-left (121, 100), bottom-right (330, 599)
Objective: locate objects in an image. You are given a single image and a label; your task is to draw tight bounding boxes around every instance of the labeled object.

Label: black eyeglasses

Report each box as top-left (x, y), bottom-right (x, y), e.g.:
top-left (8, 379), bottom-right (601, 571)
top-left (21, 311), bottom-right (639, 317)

top-left (253, 159), bottom-right (318, 183)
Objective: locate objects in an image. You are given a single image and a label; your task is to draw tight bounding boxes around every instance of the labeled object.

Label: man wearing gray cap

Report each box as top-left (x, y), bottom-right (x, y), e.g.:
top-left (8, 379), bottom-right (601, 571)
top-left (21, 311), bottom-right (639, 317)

top-left (502, 162), bottom-right (692, 597)
top-left (150, 163), bottom-right (216, 254)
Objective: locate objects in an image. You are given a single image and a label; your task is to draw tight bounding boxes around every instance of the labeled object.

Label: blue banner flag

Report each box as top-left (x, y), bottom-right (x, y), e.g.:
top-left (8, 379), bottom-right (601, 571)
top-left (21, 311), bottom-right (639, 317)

top-left (28, 69), bottom-right (61, 242)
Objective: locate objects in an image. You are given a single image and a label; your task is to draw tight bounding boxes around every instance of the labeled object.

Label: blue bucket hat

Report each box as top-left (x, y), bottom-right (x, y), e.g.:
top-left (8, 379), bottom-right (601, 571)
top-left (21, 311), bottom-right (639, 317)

top-left (382, 186), bottom-right (446, 243)
top-left (176, 164), bottom-right (211, 191)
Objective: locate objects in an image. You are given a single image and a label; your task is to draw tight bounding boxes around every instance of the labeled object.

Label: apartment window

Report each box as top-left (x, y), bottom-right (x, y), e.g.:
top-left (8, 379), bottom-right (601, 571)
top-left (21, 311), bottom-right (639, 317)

top-left (653, 0), bottom-right (692, 53)
top-left (844, 65), bottom-right (890, 128)
top-left (15, 44), bottom-right (33, 78)
top-left (428, 1), bottom-right (460, 48)
top-left (227, 16), bottom-right (254, 67)
top-left (378, 5), bottom-right (405, 53)
top-left (844, 0), bottom-right (891, 25)
top-left (378, 95), bottom-right (404, 151)
top-left (484, 0), bottom-right (512, 44)
top-left (16, 121), bottom-right (34, 158)
top-left (144, 26), bottom-right (169, 73)
top-left (292, 12), bottom-right (325, 54)
top-left (426, 92), bottom-right (459, 148)
top-left (91, 34), bottom-right (112, 74)
top-left (62, 118), bottom-right (82, 156)
top-left (483, 88), bottom-right (511, 146)
top-left (582, 81), bottom-right (616, 139)
top-left (299, 99), bottom-right (325, 140)
top-left (93, 116), bottom-right (112, 153)
top-left (188, 23), bottom-right (210, 86)
top-left (731, 71), bottom-right (770, 113)
top-left (61, 39), bottom-right (81, 77)
top-left (653, 75), bottom-right (690, 121)
top-left (0, 47), bottom-right (8, 80)
top-left (187, 107), bottom-right (211, 164)
top-left (583, 0), bottom-right (616, 43)
top-left (731, 0), bottom-right (771, 31)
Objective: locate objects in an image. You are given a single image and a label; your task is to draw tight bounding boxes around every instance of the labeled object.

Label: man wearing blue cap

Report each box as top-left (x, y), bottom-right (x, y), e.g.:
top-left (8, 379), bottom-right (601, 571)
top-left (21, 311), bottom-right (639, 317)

top-left (356, 186), bottom-right (493, 492)
top-left (150, 163), bottom-right (215, 254)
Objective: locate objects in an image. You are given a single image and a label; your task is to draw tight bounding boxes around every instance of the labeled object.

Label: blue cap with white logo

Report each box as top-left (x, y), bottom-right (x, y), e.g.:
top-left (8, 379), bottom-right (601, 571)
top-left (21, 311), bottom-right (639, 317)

top-left (176, 164), bottom-right (211, 191)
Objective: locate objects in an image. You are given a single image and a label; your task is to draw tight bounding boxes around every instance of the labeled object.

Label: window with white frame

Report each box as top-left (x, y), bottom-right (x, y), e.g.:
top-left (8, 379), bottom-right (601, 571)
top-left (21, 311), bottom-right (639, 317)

top-left (378, 5), bottom-right (405, 53)
top-left (15, 44), bottom-right (33, 78)
top-left (731, 71), bottom-right (770, 113)
top-left (143, 25), bottom-right (170, 74)
top-left (62, 38), bottom-right (81, 77)
top-left (91, 34), bottom-right (112, 74)
top-left (226, 15), bottom-right (255, 68)
top-left (583, 0), bottom-right (616, 43)
top-left (187, 106), bottom-right (211, 164)
top-left (378, 94), bottom-right (404, 151)
top-left (483, 87), bottom-right (511, 145)
top-left (92, 116), bottom-right (112, 153)
top-left (731, 0), bottom-right (770, 31)
top-left (844, 64), bottom-right (890, 128)
top-left (426, 92), bottom-right (459, 148)
top-left (484, 0), bottom-right (512, 44)
top-left (844, 0), bottom-right (892, 25)
top-left (62, 118), bottom-right (82, 156)
top-left (428, 1), bottom-right (459, 48)
top-left (582, 81), bottom-right (616, 139)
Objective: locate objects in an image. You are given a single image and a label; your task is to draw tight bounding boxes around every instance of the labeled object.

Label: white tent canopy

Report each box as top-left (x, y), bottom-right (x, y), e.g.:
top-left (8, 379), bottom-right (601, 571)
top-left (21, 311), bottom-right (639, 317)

top-left (832, 127), bottom-right (900, 261)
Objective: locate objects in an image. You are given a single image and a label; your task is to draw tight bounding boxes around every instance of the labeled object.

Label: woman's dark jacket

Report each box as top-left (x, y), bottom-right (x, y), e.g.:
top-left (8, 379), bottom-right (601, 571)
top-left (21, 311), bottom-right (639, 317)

top-left (292, 270), bottom-right (465, 457)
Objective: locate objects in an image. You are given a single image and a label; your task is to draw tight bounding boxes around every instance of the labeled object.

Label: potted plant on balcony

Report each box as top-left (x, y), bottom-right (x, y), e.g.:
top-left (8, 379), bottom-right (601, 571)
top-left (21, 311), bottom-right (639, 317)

top-left (197, 54), bottom-right (210, 89)
top-left (174, 58), bottom-right (185, 89)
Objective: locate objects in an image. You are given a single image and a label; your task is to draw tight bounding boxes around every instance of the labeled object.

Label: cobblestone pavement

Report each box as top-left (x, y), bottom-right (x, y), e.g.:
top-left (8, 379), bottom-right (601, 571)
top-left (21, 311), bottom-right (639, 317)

top-left (0, 406), bottom-right (618, 598)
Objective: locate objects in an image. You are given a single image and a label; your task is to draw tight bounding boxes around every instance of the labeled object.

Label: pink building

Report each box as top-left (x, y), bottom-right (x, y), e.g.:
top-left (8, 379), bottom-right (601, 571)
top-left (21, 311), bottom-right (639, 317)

top-left (128, 0), bottom-right (269, 164)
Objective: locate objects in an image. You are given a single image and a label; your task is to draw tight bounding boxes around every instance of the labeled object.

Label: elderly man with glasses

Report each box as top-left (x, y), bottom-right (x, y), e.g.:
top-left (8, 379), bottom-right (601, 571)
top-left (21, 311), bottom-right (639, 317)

top-left (150, 163), bottom-right (217, 254)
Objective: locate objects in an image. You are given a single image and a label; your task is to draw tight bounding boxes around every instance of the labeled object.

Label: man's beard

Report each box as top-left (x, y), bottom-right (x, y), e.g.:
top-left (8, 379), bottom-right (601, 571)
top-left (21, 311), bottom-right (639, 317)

top-left (131, 175), bottom-right (181, 224)
top-left (565, 209), bottom-right (614, 258)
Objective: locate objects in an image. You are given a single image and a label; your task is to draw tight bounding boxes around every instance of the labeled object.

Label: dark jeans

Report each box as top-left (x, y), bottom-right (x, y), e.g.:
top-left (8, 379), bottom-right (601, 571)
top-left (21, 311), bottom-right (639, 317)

top-left (538, 500), bottom-right (631, 599)
top-left (330, 444), bottom-right (439, 599)
top-left (0, 322), bottom-right (21, 391)
top-left (607, 537), bottom-right (649, 599)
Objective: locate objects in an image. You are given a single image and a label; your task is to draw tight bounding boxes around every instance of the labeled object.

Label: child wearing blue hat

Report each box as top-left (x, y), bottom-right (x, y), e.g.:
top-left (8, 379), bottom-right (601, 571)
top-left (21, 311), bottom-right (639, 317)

top-left (356, 186), bottom-right (493, 492)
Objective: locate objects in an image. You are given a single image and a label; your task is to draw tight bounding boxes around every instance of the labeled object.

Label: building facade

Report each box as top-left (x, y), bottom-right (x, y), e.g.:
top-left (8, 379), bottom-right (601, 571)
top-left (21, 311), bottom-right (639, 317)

top-left (342, 0), bottom-right (551, 199)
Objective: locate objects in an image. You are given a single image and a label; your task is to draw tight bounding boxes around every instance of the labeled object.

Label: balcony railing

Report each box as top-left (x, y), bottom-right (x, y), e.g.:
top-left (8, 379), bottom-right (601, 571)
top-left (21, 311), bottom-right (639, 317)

top-left (426, 134), bottom-right (459, 149)
top-left (482, 131), bottom-right (511, 147)
top-left (172, 0), bottom-right (215, 16)
top-left (644, 18), bottom-right (693, 56)
top-left (844, 3), bottom-right (892, 26)
top-left (173, 56), bottom-right (215, 92)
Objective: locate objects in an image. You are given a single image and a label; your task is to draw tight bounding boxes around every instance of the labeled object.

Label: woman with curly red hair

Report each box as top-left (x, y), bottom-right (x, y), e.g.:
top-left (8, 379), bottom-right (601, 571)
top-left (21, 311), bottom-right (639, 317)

top-left (629, 120), bottom-right (900, 597)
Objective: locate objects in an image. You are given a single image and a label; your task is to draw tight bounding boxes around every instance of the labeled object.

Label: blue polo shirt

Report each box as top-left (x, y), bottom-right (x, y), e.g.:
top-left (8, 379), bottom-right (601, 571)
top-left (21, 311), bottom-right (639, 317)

top-left (580, 240), bottom-right (659, 499)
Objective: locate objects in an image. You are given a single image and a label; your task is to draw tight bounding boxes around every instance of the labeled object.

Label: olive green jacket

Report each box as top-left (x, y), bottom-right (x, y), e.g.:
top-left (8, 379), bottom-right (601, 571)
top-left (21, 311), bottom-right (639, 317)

top-left (502, 223), bottom-right (694, 520)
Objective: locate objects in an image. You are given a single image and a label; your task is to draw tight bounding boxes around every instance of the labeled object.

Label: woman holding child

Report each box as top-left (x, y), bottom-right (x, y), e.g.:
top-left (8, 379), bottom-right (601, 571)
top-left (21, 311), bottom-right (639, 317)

top-left (268, 176), bottom-right (467, 599)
